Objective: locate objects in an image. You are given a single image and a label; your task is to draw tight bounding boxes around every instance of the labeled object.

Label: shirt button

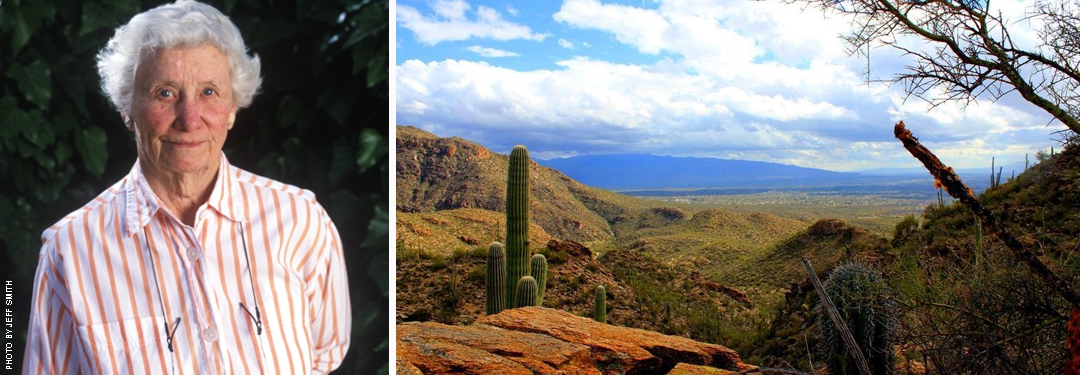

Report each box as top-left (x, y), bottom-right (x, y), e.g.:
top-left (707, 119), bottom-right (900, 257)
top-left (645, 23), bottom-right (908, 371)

top-left (187, 247), bottom-right (202, 261)
top-left (203, 327), bottom-right (219, 342)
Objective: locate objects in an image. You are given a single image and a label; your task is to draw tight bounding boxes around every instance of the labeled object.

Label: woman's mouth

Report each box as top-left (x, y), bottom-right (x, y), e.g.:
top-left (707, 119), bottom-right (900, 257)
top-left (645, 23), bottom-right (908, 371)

top-left (167, 140), bottom-right (203, 149)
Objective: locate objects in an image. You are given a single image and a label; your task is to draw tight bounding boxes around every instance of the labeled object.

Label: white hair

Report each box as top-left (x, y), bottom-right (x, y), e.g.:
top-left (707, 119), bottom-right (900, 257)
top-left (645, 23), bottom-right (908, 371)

top-left (96, 0), bottom-right (261, 116)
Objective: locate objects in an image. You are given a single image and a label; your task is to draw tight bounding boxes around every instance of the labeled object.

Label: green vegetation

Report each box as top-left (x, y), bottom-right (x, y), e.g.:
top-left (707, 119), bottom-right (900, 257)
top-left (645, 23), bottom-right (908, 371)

top-left (643, 191), bottom-right (919, 235)
top-left (2, 1), bottom-right (387, 373)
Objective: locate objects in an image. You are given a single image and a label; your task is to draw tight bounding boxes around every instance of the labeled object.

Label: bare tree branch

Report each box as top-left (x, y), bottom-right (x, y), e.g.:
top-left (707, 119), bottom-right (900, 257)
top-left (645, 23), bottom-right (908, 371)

top-left (794, 0), bottom-right (1080, 135)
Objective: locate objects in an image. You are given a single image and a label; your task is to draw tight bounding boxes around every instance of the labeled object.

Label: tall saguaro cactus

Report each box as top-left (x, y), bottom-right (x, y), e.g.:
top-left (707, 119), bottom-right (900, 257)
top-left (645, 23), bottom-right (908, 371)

top-left (505, 145), bottom-right (531, 308)
top-left (486, 242), bottom-right (506, 315)
top-left (530, 254), bottom-right (548, 306)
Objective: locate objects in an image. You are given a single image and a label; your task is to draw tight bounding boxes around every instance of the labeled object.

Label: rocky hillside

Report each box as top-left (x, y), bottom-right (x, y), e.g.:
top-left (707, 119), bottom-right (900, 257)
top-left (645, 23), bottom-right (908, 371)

top-left (398, 125), bottom-right (644, 244)
top-left (396, 239), bottom-right (752, 332)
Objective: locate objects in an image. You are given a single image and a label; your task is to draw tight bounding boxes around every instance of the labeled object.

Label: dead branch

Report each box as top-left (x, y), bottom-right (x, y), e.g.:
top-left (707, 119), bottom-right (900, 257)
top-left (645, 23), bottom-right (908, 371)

top-left (892, 120), bottom-right (1079, 307)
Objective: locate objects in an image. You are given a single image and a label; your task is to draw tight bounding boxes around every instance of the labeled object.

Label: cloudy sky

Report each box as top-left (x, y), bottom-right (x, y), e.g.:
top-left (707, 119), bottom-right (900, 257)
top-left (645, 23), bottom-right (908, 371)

top-left (394, 0), bottom-right (1065, 171)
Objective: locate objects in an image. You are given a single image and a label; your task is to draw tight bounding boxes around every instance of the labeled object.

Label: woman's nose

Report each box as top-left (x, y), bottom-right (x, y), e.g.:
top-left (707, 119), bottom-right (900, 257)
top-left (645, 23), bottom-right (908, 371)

top-left (174, 95), bottom-right (205, 130)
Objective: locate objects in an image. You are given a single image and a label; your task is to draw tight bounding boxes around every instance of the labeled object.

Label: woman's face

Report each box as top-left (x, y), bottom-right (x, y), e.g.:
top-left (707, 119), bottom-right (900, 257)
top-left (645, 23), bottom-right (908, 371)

top-left (131, 44), bottom-right (235, 178)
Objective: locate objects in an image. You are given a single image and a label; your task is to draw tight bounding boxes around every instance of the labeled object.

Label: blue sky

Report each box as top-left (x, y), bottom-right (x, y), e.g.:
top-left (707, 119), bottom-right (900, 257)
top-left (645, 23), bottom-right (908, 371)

top-left (395, 0), bottom-right (1064, 171)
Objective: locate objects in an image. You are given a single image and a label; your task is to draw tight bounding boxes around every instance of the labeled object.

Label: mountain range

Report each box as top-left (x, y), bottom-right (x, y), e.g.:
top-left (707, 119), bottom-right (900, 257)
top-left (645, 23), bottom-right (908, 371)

top-left (537, 153), bottom-right (1018, 194)
top-left (536, 154), bottom-right (862, 189)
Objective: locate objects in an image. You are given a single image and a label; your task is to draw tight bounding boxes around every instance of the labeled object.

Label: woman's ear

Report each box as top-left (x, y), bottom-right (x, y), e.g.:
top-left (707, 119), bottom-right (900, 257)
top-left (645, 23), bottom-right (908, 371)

top-left (228, 112), bottom-right (236, 129)
top-left (122, 113), bottom-right (134, 130)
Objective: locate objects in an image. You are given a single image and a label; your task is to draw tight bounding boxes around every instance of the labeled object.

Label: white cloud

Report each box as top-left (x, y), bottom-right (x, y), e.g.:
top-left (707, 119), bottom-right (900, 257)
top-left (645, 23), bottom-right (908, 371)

top-left (506, 4), bottom-right (519, 16)
top-left (465, 45), bottom-right (520, 57)
top-left (398, 0), bottom-right (1063, 171)
top-left (554, 0), bottom-right (670, 54)
top-left (398, 0), bottom-right (548, 45)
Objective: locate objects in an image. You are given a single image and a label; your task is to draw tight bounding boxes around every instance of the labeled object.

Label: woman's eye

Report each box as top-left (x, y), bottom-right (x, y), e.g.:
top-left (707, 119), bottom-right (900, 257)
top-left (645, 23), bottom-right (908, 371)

top-left (202, 88), bottom-right (215, 96)
top-left (158, 89), bottom-right (172, 98)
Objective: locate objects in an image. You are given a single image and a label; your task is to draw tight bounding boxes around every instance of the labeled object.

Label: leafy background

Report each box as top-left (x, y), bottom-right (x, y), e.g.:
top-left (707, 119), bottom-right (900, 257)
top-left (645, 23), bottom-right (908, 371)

top-left (0, 0), bottom-right (389, 373)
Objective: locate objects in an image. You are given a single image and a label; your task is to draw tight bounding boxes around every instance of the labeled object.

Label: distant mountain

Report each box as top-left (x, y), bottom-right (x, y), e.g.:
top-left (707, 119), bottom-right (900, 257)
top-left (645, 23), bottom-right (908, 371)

top-left (537, 154), bottom-right (860, 190)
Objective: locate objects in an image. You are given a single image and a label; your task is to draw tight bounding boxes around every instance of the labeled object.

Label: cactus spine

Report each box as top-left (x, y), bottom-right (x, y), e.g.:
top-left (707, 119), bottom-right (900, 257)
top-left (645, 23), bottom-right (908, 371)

top-left (530, 254), bottom-right (548, 306)
top-left (595, 285), bottom-right (607, 323)
top-left (515, 276), bottom-right (539, 308)
top-left (819, 260), bottom-right (897, 375)
top-left (486, 242), bottom-right (506, 315)
top-left (506, 145), bottom-right (531, 308)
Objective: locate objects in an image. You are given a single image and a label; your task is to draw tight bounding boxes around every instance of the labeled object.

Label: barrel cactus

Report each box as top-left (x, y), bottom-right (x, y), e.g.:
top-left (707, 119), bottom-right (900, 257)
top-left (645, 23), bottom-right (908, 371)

top-left (486, 242), bottom-right (506, 315)
top-left (506, 145), bottom-right (530, 308)
top-left (530, 253), bottom-right (548, 306)
top-left (595, 285), bottom-right (607, 323)
top-left (818, 260), bottom-right (897, 375)
top-left (515, 276), bottom-right (539, 308)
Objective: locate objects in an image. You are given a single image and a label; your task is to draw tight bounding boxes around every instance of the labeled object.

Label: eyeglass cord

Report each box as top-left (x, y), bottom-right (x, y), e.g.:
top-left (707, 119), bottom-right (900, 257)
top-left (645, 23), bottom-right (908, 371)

top-left (143, 220), bottom-right (265, 373)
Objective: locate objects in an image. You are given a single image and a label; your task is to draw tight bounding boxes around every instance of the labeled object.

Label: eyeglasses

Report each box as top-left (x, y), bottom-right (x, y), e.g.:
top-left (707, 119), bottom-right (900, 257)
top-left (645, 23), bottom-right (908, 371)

top-left (143, 221), bottom-right (265, 372)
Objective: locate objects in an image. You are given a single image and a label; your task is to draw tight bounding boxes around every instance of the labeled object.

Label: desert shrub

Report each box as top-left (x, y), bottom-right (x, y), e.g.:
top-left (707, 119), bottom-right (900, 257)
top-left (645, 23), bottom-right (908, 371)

top-left (471, 245), bottom-right (489, 258)
top-left (891, 215), bottom-right (920, 250)
top-left (429, 254), bottom-right (448, 271)
top-left (466, 264), bottom-right (486, 283)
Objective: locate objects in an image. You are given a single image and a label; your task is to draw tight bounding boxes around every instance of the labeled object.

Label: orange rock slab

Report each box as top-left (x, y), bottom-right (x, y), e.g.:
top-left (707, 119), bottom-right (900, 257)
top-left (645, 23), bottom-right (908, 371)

top-left (397, 307), bottom-right (755, 375)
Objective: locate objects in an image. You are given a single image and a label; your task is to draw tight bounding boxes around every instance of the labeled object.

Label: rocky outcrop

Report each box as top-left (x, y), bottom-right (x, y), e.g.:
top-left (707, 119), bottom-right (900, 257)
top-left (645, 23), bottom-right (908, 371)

top-left (396, 307), bottom-right (757, 375)
top-left (546, 239), bottom-right (592, 259)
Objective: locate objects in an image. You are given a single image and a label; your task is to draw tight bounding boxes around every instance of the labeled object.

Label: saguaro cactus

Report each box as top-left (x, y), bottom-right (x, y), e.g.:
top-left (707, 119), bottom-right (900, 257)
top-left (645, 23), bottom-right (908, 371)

top-left (819, 260), bottom-right (897, 375)
top-left (595, 285), bottom-right (607, 323)
top-left (505, 145), bottom-right (530, 308)
top-left (486, 242), bottom-right (506, 315)
top-left (515, 276), bottom-right (539, 308)
top-left (530, 253), bottom-right (548, 306)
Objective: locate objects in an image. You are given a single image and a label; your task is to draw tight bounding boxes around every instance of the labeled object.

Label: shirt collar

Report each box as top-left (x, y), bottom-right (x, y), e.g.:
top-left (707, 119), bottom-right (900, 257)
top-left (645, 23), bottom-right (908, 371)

top-left (124, 152), bottom-right (246, 236)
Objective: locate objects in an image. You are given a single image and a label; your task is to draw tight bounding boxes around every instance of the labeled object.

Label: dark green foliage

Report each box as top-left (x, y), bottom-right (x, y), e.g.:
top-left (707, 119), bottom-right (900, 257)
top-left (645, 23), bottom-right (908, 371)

top-left (530, 253), bottom-right (548, 306)
top-left (819, 260), bottom-right (897, 375)
top-left (515, 276), bottom-right (539, 308)
top-left (890, 215), bottom-right (920, 250)
top-left (505, 145), bottom-right (530, 308)
top-left (486, 242), bottom-right (506, 315)
top-left (0, 1), bottom-right (388, 373)
top-left (595, 285), bottom-right (607, 323)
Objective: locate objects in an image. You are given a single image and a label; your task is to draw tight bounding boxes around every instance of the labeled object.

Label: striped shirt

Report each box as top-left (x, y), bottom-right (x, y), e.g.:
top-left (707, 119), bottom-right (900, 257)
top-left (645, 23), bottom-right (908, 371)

top-left (23, 154), bottom-right (351, 374)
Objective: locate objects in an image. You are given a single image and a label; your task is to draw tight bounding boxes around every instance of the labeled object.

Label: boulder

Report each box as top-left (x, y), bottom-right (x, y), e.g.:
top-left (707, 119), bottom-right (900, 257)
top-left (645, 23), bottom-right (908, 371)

top-left (546, 239), bottom-right (592, 258)
top-left (397, 307), bottom-right (756, 375)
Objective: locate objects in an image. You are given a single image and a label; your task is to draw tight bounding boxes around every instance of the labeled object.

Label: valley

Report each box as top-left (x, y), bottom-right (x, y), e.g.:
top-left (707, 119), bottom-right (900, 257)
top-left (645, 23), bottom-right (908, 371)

top-left (396, 125), bottom-right (1079, 373)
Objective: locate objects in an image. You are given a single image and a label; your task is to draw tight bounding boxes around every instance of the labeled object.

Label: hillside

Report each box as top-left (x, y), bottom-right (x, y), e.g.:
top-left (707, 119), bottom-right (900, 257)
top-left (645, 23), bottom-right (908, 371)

top-left (397, 125), bottom-right (658, 245)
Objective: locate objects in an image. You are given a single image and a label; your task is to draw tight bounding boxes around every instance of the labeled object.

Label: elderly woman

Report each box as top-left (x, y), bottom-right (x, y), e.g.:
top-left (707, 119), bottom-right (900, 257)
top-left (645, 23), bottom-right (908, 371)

top-left (22, 1), bottom-right (351, 374)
